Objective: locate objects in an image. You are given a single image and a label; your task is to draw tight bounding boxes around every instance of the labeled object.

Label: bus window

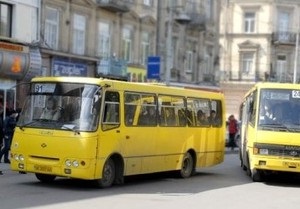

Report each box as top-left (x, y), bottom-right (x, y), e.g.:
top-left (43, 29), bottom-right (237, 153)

top-left (124, 92), bottom-right (156, 126)
top-left (158, 95), bottom-right (184, 127)
top-left (209, 100), bottom-right (223, 127)
top-left (102, 91), bottom-right (120, 130)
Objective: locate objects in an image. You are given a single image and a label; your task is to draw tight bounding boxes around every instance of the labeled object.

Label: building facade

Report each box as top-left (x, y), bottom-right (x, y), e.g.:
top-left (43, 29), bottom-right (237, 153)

top-left (219, 0), bottom-right (300, 118)
top-left (0, 0), bottom-right (41, 118)
top-left (0, 0), bottom-right (221, 116)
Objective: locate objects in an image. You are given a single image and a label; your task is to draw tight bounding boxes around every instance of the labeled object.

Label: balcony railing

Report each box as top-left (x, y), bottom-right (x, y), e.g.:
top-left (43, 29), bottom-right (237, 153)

top-left (96, 0), bottom-right (131, 13)
top-left (272, 32), bottom-right (297, 45)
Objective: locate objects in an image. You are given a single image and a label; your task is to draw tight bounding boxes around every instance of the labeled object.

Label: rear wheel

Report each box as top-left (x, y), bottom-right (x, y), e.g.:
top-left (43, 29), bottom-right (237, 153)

top-left (179, 152), bottom-right (194, 178)
top-left (35, 174), bottom-right (56, 183)
top-left (94, 158), bottom-right (115, 188)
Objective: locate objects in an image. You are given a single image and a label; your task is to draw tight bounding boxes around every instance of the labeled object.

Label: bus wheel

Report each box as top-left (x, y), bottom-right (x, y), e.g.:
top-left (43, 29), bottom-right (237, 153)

top-left (251, 169), bottom-right (263, 182)
top-left (95, 158), bottom-right (115, 188)
top-left (179, 152), bottom-right (194, 178)
top-left (35, 174), bottom-right (56, 183)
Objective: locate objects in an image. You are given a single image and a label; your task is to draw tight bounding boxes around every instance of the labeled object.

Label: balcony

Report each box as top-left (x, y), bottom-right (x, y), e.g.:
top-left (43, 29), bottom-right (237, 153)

top-left (186, 12), bottom-right (206, 31)
top-left (96, 0), bottom-right (131, 13)
top-left (272, 32), bottom-right (297, 46)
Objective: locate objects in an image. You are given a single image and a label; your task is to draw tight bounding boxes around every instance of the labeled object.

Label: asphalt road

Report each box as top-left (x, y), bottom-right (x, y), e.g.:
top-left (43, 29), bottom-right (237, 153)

top-left (1, 150), bottom-right (300, 209)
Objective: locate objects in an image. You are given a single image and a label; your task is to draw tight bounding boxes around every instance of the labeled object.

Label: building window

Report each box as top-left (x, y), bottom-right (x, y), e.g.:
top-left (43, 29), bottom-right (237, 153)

top-left (244, 12), bottom-right (255, 33)
top-left (31, 7), bottom-right (38, 42)
top-left (143, 0), bottom-right (152, 6)
top-left (277, 11), bottom-right (290, 41)
top-left (141, 32), bottom-right (150, 65)
top-left (241, 52), bottom-right (254, 75)
top-left (122, 27), bottom-right (132, 62)
top-left (73, 14), bottom-right (86, 55)
top-left (45, 7), bottom-right (59, 49)
top-left (204, 0), bottom-right (213, 20)
top-left (0, 3), bottom-right (12, 37)
top-left (276, 55), bottom-right (287, 82)
top-left (185, 51), bottom-right (193, 73)
top-left (97, 22), bottom-right (110, 58)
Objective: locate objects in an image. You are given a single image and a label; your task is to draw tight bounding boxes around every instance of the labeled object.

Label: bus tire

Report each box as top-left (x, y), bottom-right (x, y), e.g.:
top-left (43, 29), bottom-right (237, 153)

top-left (179, 152), bottom-right (194, 178)
top-left (251, 169), bottom-right (263, 182)
top-left (95, 158), bottom-right (115, 188)
top-left (35, 173), bottom-right (56, 183)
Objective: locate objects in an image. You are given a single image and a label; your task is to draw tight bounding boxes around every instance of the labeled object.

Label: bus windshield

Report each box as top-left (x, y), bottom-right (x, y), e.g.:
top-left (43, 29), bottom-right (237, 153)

top-left (258, 89), bottom-right (300, 130)
top-left (17, 82), bottom-right (102, 132)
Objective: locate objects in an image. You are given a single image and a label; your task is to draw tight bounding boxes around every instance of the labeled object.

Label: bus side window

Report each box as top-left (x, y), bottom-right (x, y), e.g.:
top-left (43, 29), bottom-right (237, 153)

top-left (125, 104), bottom-right (135, 126)
top-left (102, 91), bottom-right (120, 130)
top-left (178, 109), bottom-right (186, 126)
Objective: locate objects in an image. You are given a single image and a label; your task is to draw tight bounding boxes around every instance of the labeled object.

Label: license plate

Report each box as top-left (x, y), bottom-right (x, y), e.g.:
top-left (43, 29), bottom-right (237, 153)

top-left (34, 165), bottom-right (52, 172)
top-left (283, 162), bottom-right (298, 168)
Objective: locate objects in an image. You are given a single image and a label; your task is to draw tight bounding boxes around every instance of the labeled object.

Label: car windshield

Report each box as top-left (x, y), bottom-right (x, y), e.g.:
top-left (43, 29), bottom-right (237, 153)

top-left (17, 82), bottom-right (102, 132)
top-left (258, 89), bottom-right (300, 132)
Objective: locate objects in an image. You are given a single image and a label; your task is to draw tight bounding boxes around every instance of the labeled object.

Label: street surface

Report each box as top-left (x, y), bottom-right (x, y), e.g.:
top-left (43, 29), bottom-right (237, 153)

top-left (1, 149), bottom-right (300, 209)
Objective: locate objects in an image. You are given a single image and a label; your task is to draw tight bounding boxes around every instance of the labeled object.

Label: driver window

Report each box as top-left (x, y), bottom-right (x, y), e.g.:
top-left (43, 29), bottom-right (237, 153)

top-left (102, 91), bottom-right (120, 130)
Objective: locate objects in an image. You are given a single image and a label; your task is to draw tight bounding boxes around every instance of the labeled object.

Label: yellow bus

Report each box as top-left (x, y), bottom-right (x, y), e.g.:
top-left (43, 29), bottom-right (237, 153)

top-left (11, 76), bottom-right (225, 187)
top-left (239, 82), bottom-right (300, 181)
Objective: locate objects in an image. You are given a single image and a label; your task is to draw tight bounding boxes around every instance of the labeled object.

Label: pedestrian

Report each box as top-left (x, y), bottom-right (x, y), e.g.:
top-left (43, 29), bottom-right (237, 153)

top-left (0, 109), bottom-right (18, 164)
top-left (228, 114), bottom-right (238, 151)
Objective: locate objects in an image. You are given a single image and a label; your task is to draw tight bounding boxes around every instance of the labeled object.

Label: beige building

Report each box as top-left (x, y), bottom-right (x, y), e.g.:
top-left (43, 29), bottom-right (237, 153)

top-left (219, 0), bottom-right (300, 118)
top-left (39, 0), bottom-right (220, 84)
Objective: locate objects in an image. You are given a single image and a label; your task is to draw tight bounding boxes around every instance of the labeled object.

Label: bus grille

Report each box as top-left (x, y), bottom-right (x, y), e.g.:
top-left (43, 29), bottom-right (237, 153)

top-left (256, 143), bottom-right (300, 158)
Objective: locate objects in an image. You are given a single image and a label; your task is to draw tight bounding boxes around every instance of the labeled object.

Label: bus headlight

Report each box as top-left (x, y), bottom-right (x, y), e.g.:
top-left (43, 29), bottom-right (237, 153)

top-left (259, 149), bottom-right (269, 155)
top-left (72, 160), bottom-right (79, 167)
top-left (19, 155), bottom-right (25, 161)
top-left (65, 160), bottom-right (72, 167)
top-left (14, 154), bottom-right (25, 161)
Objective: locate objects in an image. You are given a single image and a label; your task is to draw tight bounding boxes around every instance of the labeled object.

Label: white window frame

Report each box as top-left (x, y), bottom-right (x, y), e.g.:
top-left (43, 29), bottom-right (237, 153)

top-left (97, 22), bottom-right (111, 58)
top-left (244, 12), bottom-right (255, 33)
top-left (72, 14), bottom-right (86, 55)
top-left (122, 27), bottom-right (132, 62)
top-left (45, 7), bottom-right (59, 49)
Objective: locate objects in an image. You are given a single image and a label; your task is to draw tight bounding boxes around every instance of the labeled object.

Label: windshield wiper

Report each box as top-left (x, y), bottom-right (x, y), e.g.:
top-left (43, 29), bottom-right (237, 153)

top-left (19, 120), bottom-right (39, 131)
top-left (62, 124), bottom-right (80, 135)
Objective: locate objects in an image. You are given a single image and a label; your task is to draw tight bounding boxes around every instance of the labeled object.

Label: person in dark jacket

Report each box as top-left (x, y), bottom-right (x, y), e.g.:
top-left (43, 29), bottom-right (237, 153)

top-left (0, 109), bottom-right (18, 164)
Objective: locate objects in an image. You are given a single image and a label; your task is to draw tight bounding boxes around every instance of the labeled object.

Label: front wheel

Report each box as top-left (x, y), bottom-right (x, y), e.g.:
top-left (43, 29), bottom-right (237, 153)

top-left (251, 169), bottom-right (264, 182)
top-left (35, 173), bottom-right (56, 183)
top-left (94, 158), bottom-right (115, 188)
top-left (179, 152), bottom-right (194, 178)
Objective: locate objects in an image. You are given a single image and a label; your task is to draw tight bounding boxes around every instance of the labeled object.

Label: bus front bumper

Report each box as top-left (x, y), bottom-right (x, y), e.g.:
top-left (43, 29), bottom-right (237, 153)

top-left (251, 155), bottom-right (300, 173)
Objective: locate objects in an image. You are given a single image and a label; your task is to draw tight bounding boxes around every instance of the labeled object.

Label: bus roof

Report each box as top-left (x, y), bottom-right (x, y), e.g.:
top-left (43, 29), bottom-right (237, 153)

top-left (243, 82), bottom-right (300, 98)
top-left (31, 76), bottom-right (224, 99)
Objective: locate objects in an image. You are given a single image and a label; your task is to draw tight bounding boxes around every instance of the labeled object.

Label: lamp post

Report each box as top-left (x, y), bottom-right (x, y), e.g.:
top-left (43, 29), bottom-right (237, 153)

top-left (165, 1), bottom-right (191, 85)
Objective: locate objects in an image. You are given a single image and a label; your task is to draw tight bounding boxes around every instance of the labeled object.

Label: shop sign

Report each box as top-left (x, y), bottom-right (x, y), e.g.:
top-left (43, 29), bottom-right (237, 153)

top-left (52, 58), bottom-right (87, 76)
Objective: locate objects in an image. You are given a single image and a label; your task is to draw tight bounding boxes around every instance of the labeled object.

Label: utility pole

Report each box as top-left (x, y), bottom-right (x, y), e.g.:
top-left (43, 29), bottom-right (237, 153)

top-left (165, 0), bottom-right (174, 86)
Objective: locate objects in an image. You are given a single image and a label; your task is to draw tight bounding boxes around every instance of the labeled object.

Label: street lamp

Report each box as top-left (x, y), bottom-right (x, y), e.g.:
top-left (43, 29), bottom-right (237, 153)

top-left (165, 1), bottom-right (191, 85)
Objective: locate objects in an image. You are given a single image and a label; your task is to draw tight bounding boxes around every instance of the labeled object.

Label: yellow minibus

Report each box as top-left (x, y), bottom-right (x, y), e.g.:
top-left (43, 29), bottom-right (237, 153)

top-left (11, 76), bottom-right (226, 187)
top-left (239, 82), bottom-right (300, 181)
